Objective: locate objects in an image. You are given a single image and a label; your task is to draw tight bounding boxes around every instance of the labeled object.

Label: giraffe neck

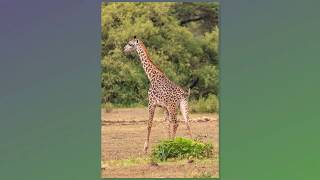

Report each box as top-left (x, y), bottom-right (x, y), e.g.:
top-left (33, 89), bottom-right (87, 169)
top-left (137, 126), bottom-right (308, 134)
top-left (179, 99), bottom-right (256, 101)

top-left (136, 43), bottom-right (165, 82)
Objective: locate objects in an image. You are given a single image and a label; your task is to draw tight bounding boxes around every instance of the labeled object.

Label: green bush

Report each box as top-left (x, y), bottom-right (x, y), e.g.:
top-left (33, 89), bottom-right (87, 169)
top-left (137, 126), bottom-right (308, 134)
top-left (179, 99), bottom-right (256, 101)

top-left (151, 137), bottom-right (213, 161)
top-left (190, 94), bottom-right (219, 113)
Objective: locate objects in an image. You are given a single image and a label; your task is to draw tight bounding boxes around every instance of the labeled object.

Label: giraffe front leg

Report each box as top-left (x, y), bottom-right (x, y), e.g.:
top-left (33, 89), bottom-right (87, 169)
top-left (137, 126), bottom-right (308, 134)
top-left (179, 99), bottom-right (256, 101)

top-left (170, 111), bottom-right (179, 139)
top-left (164, 108), bottom-right (172, 139)
top-left (172, 121), bottom-right (179, 139)
top-left (144, 104), bottom-right (156, 154)
top-left (167, 122), bottom-right (172, 139)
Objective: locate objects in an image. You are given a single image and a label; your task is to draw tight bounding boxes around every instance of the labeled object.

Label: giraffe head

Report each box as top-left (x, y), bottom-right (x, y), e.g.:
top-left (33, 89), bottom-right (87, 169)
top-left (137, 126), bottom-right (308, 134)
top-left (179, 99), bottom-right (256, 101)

top-left (124, 36), bottom-right (140, 53)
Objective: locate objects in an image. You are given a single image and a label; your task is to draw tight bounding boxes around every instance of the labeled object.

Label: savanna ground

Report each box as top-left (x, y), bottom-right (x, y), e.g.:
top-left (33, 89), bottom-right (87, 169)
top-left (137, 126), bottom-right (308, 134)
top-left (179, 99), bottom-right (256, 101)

top-left (101, 107), bottom-right (219, 178)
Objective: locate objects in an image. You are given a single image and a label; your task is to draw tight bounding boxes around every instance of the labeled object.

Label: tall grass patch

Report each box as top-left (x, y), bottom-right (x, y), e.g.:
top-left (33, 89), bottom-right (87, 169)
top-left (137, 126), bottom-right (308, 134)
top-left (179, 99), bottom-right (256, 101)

top-left (151, 137), bottom-right (213, 162)
top-left (190, 94), bottom-right (219, 113)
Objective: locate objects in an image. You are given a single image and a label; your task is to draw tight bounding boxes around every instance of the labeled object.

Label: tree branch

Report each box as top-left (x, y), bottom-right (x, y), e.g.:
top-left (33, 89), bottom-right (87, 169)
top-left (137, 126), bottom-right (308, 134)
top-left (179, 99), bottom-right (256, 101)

top-left (180, 16), bottom-right (205, 25)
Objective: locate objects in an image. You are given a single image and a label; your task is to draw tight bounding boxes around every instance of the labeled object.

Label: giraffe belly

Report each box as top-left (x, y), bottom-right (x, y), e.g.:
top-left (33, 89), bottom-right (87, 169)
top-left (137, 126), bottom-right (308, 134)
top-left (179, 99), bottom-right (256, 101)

top-left (148, 84), bottom-right (185, 108)
top-left (153, 96), bottom-right (180, 109)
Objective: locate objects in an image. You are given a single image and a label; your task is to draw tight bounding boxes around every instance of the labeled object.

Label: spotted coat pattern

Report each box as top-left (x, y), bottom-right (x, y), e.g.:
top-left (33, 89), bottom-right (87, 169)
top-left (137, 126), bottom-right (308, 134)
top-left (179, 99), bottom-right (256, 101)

top-left (124, 37), bottom-right (192, 153)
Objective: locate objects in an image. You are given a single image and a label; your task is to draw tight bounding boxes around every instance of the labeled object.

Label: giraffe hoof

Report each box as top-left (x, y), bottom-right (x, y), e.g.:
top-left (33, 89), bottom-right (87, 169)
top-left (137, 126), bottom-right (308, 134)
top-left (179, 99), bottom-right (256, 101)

top-left (143, 148), bottom-right (148, 154)
top-left (143, 142), bottom-right (149, 153)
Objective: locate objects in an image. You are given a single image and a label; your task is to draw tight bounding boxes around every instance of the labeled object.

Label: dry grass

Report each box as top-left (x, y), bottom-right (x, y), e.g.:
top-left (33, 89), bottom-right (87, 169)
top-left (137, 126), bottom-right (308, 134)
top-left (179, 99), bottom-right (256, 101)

top-left (102, 158), bottom-right (218, 178)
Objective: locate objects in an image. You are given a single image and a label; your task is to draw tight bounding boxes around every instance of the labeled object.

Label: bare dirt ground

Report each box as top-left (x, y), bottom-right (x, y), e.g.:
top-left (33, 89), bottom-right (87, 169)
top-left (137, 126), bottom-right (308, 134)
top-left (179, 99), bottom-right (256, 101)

top-left (101, 107), bottom-right (219, 178)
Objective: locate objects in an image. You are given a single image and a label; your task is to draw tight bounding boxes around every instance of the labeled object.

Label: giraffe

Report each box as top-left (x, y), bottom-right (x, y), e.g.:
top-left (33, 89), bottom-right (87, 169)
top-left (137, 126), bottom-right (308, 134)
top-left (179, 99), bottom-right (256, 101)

top-left (123, 36), bottom-right (196, 153)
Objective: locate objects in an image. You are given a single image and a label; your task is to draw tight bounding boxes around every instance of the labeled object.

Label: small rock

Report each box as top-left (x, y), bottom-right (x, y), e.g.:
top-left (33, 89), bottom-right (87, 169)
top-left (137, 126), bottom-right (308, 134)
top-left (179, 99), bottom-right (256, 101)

top-left (188, 159), bottom-right (194, 163)
top-left (150, 162), bottom-right (159, 167)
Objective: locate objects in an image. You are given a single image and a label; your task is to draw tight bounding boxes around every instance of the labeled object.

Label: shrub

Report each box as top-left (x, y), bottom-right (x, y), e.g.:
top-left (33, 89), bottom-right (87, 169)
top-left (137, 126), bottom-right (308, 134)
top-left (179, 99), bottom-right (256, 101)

top-left (151, 137), bottom-right (213, 161)
top-left (102, 102), bottom-right (113, 113)
top-left (190, 94), bottom-right (219, 113)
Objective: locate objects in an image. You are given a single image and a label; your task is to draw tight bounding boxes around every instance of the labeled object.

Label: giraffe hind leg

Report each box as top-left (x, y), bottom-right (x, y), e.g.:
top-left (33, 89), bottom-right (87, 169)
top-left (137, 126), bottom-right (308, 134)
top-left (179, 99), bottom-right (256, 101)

top-left (180, 98), bottom-right (193, 139)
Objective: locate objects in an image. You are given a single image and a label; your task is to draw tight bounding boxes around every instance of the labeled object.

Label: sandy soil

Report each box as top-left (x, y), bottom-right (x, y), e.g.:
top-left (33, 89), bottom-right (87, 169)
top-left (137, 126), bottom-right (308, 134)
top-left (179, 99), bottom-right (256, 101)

top-left (101, 107), bottom-right (219, 178)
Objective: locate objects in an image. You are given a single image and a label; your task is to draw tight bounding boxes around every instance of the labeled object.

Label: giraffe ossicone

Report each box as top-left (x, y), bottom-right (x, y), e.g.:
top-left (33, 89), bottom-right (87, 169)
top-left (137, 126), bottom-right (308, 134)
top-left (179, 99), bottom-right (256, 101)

top-left (124, 37), bottom-right (195, 153)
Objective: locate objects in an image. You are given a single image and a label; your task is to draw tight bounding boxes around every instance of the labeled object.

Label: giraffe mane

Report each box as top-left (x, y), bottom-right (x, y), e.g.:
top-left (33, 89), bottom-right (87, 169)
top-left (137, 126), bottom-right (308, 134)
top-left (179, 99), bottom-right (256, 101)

top-left (138, 40), bottom-right (166, 74)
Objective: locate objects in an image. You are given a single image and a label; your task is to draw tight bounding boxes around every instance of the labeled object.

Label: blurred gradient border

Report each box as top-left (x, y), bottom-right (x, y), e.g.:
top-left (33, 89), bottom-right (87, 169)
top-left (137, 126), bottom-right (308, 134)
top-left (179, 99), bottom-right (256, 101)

top-left (1, 0), bottom-right (320, 180)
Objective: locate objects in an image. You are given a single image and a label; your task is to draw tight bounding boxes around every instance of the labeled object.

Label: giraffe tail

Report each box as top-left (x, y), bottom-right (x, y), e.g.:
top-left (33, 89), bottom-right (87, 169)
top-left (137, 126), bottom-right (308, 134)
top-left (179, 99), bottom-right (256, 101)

top-left (187, 77), bottom-right (199, 97)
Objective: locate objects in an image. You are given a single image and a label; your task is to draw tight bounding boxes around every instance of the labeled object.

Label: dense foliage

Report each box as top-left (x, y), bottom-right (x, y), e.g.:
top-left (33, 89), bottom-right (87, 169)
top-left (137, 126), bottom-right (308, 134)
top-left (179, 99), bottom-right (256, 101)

top-left (151, 137), bottom-right (213, 161)
top-left (101, 2), bottom-right (219, 107)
